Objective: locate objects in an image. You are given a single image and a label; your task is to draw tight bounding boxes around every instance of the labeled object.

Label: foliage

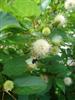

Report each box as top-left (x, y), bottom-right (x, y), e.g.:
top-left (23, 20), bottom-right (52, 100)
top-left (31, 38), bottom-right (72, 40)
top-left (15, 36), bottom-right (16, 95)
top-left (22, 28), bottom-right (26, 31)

top-left (0, 0), bottom-right (75, 100)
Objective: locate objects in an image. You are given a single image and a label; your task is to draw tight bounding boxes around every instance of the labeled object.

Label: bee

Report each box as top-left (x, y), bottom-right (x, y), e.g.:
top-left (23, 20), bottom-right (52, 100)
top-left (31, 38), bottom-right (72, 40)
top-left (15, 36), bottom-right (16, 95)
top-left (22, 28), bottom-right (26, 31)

top-left (32, 59), bottom-right (37, 64)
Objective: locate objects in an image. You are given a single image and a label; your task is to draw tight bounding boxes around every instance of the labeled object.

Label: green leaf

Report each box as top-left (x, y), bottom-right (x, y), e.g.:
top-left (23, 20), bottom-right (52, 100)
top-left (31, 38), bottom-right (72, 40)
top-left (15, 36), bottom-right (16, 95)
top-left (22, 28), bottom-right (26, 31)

top-left (14, 76), bottom-right (47, 95)
top-left (0, 73), bottom-right (4, 85)
top-left (0, 51), bottom-right (11, 63)
top-left (0, 11), bottom-right (20, 31)
top-left (18, 95), bottom-right (28, 100)
top-left (48, 64), bottom-right (69, 75)
top-left (11, 0), bottom-right (41, 17)
top-left (7, 34), bottom-right (30, 45)
top-left (18, 95), bottom-right (37, 100)
top-left (56, 78), bottom-right (65, 93)
top-left (39, 94), bottom-right (50, 100)
top-left (58, 93), bottom-right (65, 100)
top-left (2, 56), bottom-right (27, 77)
top-left (39, 56), bottom-right (69, 75)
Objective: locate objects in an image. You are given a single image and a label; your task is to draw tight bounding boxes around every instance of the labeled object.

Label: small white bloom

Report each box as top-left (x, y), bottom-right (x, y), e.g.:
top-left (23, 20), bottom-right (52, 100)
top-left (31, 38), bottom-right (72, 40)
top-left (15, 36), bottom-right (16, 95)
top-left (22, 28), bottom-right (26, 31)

top-left (57, 52), bottom-right (62, 57)
top-left (54, 14), bottom-right (66, 26)
top-left (67, 58), bottom-right (75, 66)
top-left (73, 34), bottom-right (75, 37)
top-left (61, 45), bottom-right (70, 50)
top-left (64, 0), bottom-right (75, 10)
top-left (52, 35), bottom-right (63, 45)
top-left (32, 39), bottom-right (51, 58)
top-left (64, 77), bottom-right (72, 86)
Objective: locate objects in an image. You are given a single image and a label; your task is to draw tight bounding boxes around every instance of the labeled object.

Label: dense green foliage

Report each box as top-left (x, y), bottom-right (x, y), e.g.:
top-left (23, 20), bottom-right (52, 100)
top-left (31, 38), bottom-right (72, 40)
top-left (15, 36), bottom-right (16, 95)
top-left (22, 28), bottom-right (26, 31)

top-left (0, 0), bottom-right (75, 100)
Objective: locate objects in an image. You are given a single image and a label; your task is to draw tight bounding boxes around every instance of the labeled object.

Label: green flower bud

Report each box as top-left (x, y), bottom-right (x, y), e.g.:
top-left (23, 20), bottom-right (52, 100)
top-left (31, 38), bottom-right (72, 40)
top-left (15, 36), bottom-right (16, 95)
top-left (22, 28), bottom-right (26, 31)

top-left (3, 80), bottom-right (14, 92)
top-left (42, 27), bottom-right (51, 36)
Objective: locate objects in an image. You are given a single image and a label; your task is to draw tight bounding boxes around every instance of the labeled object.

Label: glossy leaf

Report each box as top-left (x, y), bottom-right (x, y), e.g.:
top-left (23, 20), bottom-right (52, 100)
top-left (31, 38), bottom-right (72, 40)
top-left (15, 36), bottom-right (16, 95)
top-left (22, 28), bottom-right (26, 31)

top-left (2, 56), bottom-right (27, 77)
top-left (14, 76), bottom-right (47, 95)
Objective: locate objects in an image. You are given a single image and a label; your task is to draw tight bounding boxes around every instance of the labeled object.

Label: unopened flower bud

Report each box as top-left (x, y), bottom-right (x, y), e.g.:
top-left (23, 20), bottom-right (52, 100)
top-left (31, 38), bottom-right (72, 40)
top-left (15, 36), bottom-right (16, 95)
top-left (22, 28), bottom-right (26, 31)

top-left (3, 80), bottom-right (14, 92)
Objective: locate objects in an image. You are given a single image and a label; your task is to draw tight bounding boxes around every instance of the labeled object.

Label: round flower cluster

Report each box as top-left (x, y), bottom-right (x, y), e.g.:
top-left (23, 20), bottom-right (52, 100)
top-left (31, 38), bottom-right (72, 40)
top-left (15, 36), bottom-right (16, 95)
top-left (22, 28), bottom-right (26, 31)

top-left (64, 77), bottom-right (72, 86)
top-left (54, 14), bottom-right (66, 26)
top-left (3, 80), bottom-right (14, 92)
top-left (32, 39), bottom-right (51, 58)
top-left (64, 0), bottom-right (75, 10)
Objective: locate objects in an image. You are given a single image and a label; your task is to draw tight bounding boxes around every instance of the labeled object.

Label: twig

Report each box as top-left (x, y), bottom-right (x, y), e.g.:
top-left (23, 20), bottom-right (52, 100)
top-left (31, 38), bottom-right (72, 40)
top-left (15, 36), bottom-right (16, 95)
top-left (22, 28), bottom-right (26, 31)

top-left (5, 91), bottom-right (16, 100)
top-left (2, 92), bottom-right (5, 100)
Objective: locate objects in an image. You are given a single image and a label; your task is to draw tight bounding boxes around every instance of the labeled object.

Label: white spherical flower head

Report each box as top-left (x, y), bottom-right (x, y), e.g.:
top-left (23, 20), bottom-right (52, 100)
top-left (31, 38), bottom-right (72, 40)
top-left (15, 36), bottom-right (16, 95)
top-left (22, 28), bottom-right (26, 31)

top-left (3, 80), bottom-right (14, 92)
top-left (65, 0), bottom-right (75, 10)
top-left (64, 77), bottom-right (72, 86)
top-left (52, 35), bottom-right (63, 45)
top-left (54, 14), bottom-right (66, 26)
top-left (32, 39), bottom-right (51, 58)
